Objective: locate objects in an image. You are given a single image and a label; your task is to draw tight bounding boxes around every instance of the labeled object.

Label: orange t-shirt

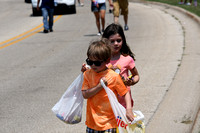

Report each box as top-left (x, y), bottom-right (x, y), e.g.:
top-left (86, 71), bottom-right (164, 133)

top-left (82, 68), bottom-right (128, 131)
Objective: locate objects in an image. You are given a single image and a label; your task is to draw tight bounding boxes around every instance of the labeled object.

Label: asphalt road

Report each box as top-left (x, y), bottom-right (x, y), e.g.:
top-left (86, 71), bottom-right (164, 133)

top-left (0, 0), bottom-right (199, 133)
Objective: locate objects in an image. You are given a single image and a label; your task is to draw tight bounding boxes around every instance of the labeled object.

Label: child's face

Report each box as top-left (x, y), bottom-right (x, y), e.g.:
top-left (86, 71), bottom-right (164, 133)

top-left (108, 33), bottom-right (123, 55)
top-left (86, 57), bottom-right (107, 73)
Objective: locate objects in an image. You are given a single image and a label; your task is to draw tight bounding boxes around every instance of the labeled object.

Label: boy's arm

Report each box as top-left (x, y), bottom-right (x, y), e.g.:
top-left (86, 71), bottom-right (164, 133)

top-left (82, 83), bottom-right (102, 99)
top-left (124, 92), bottom-right (135, 122)
top-left (82, 77), bottom-right (107, 99)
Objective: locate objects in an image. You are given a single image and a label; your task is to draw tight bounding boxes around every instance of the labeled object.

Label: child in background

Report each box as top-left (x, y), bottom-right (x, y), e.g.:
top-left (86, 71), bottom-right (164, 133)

top-left (102, 23), bottom-right (140, 108)
top-left (82, 39), bottom-right (134, 132)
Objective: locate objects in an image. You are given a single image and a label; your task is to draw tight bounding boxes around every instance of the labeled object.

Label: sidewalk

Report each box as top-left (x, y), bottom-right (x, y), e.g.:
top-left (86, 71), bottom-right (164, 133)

top-left (129, 1), bottom-right (200, 132)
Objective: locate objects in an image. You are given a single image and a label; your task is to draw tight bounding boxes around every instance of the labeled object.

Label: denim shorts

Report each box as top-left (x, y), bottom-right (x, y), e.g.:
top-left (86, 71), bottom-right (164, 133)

top-left (91, 2), bottom-right (106, 12)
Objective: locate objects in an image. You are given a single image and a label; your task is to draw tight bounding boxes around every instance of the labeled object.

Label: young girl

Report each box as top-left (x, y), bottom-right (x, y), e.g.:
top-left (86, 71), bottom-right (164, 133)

top-left (81, 23), bottom-right (139, 108)
top-left (102, 23), bottom-right (139, 108)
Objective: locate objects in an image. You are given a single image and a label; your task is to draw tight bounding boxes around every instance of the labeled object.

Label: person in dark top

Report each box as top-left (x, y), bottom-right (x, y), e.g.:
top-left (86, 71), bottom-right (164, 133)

top-left (37, 0), bottom-right (55, 33)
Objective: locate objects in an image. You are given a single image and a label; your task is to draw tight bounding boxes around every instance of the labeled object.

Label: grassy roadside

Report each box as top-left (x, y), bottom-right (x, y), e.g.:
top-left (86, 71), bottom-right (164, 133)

top-left (144, 0), bottom-right (200, 17)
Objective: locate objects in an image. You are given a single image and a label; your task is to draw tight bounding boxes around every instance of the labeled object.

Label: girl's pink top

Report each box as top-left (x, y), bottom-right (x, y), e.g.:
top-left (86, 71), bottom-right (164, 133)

top-left (108, 55), bottom-right (135, 108)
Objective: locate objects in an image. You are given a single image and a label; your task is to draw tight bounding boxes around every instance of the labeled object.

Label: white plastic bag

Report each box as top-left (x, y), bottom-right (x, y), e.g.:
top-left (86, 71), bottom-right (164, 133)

top-left (52, 73), bottom-right (84, 124)
top-left (100, 79), bottom-right (145, 133)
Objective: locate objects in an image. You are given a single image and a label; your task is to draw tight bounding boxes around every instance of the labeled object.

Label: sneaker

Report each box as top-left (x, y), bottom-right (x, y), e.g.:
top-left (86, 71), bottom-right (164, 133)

top-left (124, 25), bottom-right (129, 31)
top-left (80, 3), bottom-right (84, 6)
top-left (43, 29), bottom-right (49, 33)
top-left (102, 29), bottom-right (104, 33)
top-left (186, 2), bottom-right (191, 5)
top-left (49, 29), bottom-right (53, 32)
top-left (97, 32), bottom-right (101, 36)
top-left (178, 2), bottom-right (183, 4)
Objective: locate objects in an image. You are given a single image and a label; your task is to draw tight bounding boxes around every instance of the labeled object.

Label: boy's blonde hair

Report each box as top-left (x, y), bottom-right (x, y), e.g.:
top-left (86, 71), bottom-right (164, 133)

top-left (87, 38), bottom-right (111, 61)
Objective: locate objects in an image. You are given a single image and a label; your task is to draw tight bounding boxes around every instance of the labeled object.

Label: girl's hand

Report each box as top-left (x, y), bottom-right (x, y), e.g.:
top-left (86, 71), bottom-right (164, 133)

top-left (126, 108), bottom-right (134, 122)
top-left (124, 77), bottom-right (134, 86)
top-left (81, 63), bottom-right (88, 72)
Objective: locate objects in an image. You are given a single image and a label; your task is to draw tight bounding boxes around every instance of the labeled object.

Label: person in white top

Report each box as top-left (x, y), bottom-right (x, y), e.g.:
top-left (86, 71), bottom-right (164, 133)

top-left (91, 0), bottom-right (106, 36)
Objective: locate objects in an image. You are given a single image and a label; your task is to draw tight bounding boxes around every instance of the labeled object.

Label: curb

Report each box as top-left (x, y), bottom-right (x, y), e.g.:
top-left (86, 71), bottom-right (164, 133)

top-left (129, 1), bottom-right (200, 132)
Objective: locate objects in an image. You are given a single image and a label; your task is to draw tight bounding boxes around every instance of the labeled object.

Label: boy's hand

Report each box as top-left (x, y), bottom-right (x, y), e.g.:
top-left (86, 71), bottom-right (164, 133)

top-left (101, 77), bottom-right (108, 86)
top-left (81, 63), bottom-right (89, 72)
top-left (126, 109), bottom-right (134, 122)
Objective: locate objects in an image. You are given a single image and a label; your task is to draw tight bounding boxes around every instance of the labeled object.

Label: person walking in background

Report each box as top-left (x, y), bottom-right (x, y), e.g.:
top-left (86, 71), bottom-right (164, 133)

top-left (82, 38), bottom-right (134, 132)
top-left (91, 0), bottom-right (106, 36)
top-left (185, 0), bottom-right (193, 5)
top-left (37, 0), bottom-right (54, 33)
top-left (112, 0), bottom-right (129, 30)
top-left (178, 0), bottom-right (193, 5)
top-left (178, 0), bottom-right (184, 4)
top-left (194, 0), bottom-right (197, 6)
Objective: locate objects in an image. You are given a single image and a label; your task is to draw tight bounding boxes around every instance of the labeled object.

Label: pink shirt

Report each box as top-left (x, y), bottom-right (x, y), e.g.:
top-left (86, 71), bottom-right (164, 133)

top-left (107, 55), bottom-right (135, 108)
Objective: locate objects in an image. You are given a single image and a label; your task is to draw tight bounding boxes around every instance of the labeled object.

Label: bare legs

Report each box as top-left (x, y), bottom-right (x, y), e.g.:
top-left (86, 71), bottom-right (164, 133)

top-left (93, 9), bottom-right (106, 34)
top-left (114, 14), bottom-right (128, 30)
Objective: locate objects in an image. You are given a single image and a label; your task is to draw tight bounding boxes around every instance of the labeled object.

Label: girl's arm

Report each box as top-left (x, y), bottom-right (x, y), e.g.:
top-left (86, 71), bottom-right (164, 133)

top-left (124, 67), bottom-right (140, 86)
top-left (124, 92), bottom-right (135, 122)
top-left (82, 77), bottom-right (107, 99)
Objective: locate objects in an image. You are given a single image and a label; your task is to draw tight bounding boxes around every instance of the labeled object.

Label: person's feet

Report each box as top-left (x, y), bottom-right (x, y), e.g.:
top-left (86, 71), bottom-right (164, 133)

top-left (186, 2), bottom-right (191, 5)
top-left (43, 29), bottom-right (53, 33)
top-left (124, 25), bottom-right (129, 31)
top-left (97, 32), bottom-right (101, 36)
top-left (43, 29), bottom-right (48, 33)
top-left (178, 2), bottom-right (184, 4)
top-left (80, 3), bottom-right (84, 6)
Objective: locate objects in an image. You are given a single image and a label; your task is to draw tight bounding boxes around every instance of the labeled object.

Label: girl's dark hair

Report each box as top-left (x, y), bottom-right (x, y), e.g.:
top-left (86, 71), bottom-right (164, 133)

top-left (102, 23), bottom-right (135, 61)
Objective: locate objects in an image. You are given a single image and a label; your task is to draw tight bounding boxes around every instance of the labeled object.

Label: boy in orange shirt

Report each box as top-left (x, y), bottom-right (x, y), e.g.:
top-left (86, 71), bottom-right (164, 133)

top-left (82, 38), bottom-right (134, 132)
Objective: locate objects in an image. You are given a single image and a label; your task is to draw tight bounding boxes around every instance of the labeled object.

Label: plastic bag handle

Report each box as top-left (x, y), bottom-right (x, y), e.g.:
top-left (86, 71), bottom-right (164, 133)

top-left (100, 79), bottom-right (107, 89)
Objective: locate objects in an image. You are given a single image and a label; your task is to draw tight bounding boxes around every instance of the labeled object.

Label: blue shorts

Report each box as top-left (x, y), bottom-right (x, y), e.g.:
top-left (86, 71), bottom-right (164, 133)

top-left (91, 2), bottom-right (106, 12)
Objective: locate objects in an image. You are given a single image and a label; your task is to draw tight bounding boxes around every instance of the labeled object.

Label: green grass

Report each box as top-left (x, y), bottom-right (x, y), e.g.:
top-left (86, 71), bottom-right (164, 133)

top-left (146, 0), bottom-right (200, 17)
